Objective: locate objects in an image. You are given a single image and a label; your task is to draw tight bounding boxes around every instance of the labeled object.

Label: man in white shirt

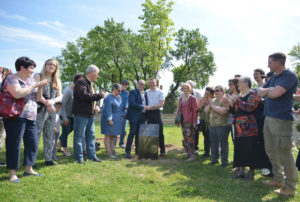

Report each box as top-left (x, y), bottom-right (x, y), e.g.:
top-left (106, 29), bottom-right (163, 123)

top-left (146, 78), bottom-right (166, 156)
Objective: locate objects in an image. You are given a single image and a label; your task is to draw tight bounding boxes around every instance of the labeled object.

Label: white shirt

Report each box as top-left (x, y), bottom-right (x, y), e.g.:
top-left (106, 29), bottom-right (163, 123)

top-left (146, 88), bottom-right (165, 110)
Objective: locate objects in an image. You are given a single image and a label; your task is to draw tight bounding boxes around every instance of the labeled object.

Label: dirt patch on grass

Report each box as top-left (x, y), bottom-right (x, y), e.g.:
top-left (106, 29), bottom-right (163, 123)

top-left (125, 144), bottom-right (182, 165)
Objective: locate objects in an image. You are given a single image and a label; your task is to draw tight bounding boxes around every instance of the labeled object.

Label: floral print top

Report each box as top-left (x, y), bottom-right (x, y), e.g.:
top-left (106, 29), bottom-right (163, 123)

top-left (3, 74), bottom-right (38, 121)
top-left (231, 90), bottom-right (261, 138)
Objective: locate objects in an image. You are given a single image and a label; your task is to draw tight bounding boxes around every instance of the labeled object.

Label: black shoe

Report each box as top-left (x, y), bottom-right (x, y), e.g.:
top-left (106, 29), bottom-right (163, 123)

top-left (222, 163), bottom-right (228, 168)
top-left (23, 172), bottom-right (42, 177)
top-left (160, 153), bottom-right (167, 157)
top-left (200, 154), bottom-right (210, 158)
top-left (45, 161), bottom-right (55, 166)
top-left (0, 160), bottom-right (6, 166)
top-left (125, 152), bottom-right (132, 159)
top-left (74, 159), bottom-right (86, 164)
top-left (88, 157), bottom-right (102, 162)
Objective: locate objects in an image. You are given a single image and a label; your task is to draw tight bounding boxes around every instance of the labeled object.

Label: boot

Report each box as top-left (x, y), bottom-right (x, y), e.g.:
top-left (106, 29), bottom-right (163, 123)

top-left (262, 179), bottom-right (283, 188)
top-left (274, 187), bottom-right (295, 196)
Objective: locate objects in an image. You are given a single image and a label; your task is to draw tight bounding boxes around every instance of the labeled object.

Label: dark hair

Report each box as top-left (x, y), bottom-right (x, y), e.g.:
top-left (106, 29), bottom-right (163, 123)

top-left (269, 52), bottom-right (286, 66)
top-left (205, 87), bottom-right (215, 96)
top-left (121, 80), bottom-right (129, 85)
top-left (254, 68), bottom-right (265, 76)
top-left (73, 74), bottom-right (83, 83)
top-left (15, 57), bottom-right (36, 72)
top-left (240, 77), bottom-right (252, 88)
top-left (234, 74), bottom-right (241, 78)
top-left (228, 78), bottom-right (240, 93)
top-left (112, 83), bottom-right (121, 91)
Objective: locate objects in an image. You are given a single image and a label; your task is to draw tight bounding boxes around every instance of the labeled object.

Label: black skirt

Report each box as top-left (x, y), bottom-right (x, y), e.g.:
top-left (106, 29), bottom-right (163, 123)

top-left (233, 136), bottom-right (271, 169)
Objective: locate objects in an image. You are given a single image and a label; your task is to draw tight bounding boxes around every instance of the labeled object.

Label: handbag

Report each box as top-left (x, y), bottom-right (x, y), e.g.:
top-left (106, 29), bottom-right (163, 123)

top-left (0, 75), bottom-right (26, 119)
top-left (175, 97), bottom-right (185, 124)
top-left (175, 114), bottom-right (183, 124)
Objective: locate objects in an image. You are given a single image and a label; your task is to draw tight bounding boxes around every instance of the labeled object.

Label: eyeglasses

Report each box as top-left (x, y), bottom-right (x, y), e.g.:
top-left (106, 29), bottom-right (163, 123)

top-left (46, 63), bottom-right (56, 67)
top-left (138, 83), bottom-right (145, 85)
top-left (215, 89), bottom-right (222, 92)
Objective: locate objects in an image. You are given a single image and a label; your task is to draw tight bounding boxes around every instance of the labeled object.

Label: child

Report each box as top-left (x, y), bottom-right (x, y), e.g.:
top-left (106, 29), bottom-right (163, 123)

top-left (52, 102), bottom-right (62, 161)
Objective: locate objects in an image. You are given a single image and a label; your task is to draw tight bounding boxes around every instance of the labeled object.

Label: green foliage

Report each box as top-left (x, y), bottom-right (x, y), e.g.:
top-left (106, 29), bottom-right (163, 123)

top-left (139, 0), bottom-right (175, 77)
top-left (163, 84), bottom-right (179, 113)
top-left (58, 0), bottom-right (175, 90)
top-left (288, 42), bottom-right (300, 77)
top-left (168, 28), bottom-right (216, 96)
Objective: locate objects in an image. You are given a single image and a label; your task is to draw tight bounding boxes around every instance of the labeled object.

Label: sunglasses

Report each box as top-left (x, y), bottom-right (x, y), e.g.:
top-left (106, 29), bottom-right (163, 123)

top-left (215, 89), bottom-right (222, 92)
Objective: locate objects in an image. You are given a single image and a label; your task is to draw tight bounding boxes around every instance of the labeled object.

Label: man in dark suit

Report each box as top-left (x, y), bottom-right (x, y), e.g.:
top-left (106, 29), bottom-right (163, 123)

top-left (125, 80), bottom-right (149, 158)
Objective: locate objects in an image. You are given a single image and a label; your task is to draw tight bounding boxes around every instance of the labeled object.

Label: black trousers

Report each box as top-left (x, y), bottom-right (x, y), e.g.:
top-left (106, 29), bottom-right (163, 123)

top-left (196, 120), bottom-right (210, 155)
top-left (125, 114), bottom-right (146, 154)
top-left (147, 110), bottom-right (165, 154)
top-left (296, 149), bottom-right (300, 171)
top-left (4, 118), bottom-right (38, 170)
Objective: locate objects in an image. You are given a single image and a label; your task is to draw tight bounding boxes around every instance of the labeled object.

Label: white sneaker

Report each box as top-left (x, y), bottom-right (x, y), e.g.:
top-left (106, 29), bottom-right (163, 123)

top-left (261, 168), bottom-right (270, 176)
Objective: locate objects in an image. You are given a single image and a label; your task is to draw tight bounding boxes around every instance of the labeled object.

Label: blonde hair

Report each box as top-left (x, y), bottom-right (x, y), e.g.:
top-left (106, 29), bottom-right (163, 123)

top-left (181, 83), bottom-right (192, 92)
top-left (41, 59), bottom-right (61, 90)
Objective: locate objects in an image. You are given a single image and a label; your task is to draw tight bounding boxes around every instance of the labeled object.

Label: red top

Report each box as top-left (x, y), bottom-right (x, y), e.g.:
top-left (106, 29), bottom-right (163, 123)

top-left (177, 96), bottom-right (197, 124)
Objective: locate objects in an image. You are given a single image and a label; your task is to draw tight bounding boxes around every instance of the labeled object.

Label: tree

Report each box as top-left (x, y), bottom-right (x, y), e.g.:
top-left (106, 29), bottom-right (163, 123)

top-left (288, 43), bottom-right (300, 77)
top-left (139, 0), bottom-right (174, 78)
top-left (168, 28), bottom-right (216, 97)
top-left (58, 19), bottom-right (133, 91)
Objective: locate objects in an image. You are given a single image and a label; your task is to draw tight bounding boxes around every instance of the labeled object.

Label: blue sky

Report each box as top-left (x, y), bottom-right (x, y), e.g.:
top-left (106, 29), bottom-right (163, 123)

top-left (1, 0), bottom-right (300, 93)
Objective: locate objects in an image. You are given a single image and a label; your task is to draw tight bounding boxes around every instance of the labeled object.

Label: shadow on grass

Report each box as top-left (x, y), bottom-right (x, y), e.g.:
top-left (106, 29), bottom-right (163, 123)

top-left (124, 146), bottom-right (293, 202)
top-left (0, 143), bottom-right (295, 201)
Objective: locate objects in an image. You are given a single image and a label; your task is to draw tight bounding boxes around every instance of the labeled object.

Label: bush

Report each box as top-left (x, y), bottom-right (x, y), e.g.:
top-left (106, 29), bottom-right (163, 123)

top-left (163, 91), bottom-right (179, 114)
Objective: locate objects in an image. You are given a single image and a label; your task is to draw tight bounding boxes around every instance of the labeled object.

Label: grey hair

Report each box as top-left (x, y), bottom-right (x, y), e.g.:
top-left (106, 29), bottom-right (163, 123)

top-left (240, 76), bottom-right (252, 88)
top-left (112, 83), bottom-right (121, 91)
top-left (186, 80), bottom-right (195, 88)
top-left (86, 64), bottom-right (99, 74)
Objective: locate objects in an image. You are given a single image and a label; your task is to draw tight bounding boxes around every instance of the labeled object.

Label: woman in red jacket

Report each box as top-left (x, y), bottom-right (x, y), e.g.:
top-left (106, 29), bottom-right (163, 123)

top-left (176, 83), bottom-right (197, 162)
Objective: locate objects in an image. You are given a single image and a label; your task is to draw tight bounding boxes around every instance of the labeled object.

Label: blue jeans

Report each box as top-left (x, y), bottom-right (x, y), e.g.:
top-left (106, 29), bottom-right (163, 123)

top-left (59, 116), bottom-right (74, 147)
top-left (73, 115), bottom-right (96, 161)
top-left (115, 117), bottom-right (127, 146)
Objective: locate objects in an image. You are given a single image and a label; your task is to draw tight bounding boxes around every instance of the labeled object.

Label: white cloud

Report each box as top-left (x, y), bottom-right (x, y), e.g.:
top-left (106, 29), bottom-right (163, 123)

top-left (37, 20), bottom-right (67, 34)
top-left (0, 25), bottom-right (65, 48)
top-left (0, 9), bottom-right (27, 21)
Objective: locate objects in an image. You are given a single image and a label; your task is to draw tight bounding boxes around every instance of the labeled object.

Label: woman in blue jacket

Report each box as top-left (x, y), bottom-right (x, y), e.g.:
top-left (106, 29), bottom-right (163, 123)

top-left (101, 83), bottom-right (122, 159)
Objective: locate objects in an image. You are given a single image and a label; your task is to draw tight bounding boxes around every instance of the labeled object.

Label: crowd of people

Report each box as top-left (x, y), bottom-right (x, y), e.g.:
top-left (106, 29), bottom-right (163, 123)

top-left (175, 52), bottom-right (299, 196)
top-left (0, 52), bottom-right (299, 197)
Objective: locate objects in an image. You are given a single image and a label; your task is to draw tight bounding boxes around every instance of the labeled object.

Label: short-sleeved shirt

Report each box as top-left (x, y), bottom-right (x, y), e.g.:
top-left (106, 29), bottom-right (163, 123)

top-left (3, 74), bottom-right (38, 121)
top-left (263, 69), bottom-right (298, 121)
top-left (146, 89), bottom-right (165, 110)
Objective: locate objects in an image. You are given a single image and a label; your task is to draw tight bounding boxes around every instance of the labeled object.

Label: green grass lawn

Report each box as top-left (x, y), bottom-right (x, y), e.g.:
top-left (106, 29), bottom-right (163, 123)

top-left (0, 124), bottom-right (299, 201)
